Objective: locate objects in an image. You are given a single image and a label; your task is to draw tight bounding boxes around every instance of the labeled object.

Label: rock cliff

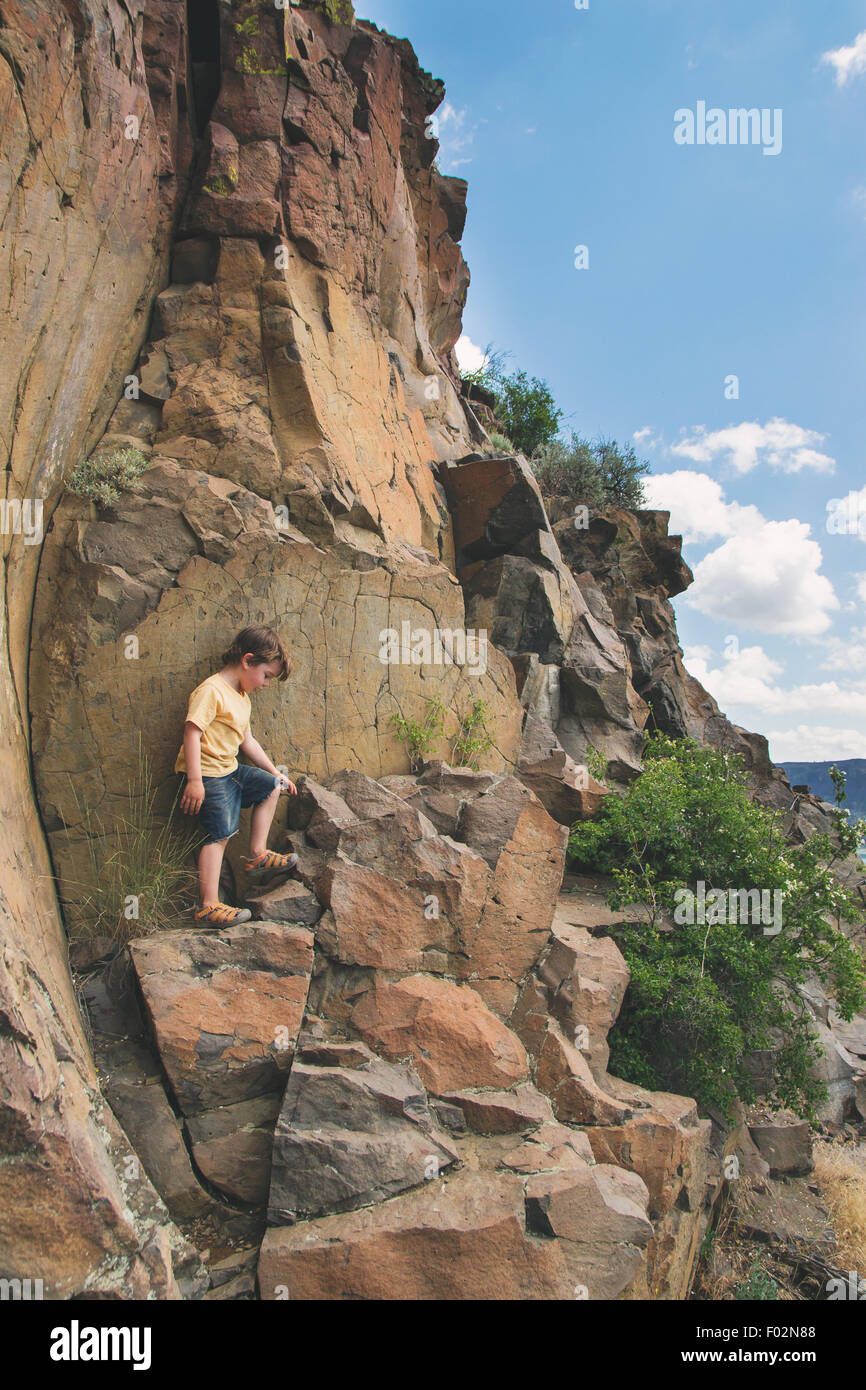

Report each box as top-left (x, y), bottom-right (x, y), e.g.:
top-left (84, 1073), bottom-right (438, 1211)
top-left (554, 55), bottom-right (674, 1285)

top-left (1, 0), bottom-right (862, 1299)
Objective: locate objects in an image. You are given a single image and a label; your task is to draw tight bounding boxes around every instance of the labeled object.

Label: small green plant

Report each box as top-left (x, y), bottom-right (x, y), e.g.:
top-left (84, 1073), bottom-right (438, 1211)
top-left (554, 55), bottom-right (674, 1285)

top-left (57, 738), bottom-right (200, 946)
top-left (234, 14), bottom-right (260, 37)
top-left (313, 0), bottom-right (355, 24)
top-left (487, 432), bottom-right (514, 453)
top-left (584, 745), bottom-right (608, 783)
top-left (68, 447), bottom-right (149, 507)
top-left (203, 169), bottom-right (238, 196)
top-left (389, 696), bottom-right (447, 773)
top-left (734, 1259), bottom-right (779, 1301)
top-left (235, 46), bottom-right (284, 75)
top-left (451, 699), bottom-right (494, 771)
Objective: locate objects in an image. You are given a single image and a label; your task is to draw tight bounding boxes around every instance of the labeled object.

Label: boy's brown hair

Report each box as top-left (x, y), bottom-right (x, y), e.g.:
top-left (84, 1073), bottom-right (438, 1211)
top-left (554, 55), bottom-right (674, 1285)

top-left (221, 625), bottom-right (291, 680)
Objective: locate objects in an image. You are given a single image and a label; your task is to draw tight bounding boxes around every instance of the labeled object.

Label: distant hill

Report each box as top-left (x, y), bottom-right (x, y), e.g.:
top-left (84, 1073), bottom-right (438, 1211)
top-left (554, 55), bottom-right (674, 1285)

top-left (781, 758), bottom-right (866, 821)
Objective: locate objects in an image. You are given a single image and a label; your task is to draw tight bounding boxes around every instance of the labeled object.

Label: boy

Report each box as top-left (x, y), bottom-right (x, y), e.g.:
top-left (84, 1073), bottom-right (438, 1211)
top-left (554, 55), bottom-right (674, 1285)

top-left (176, 625), bottom-right (299, 925)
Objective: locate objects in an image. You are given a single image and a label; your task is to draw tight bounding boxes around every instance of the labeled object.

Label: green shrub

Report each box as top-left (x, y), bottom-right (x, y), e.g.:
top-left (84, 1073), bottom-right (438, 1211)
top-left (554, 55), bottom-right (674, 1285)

top-left (462, 344), bottom-right (647, 504)
top-left (491, 369), bottom-right (562, 458)
top-left (532, 432), bottom-right (649, 509)
top-left (451, 699), bottom-right (494, 771)
top-left (462, 345), bottom-right (561, 457)
top-left (389, 697), bottom-right (447, 774)
top-left (735, 1259), bottom-right (779, 1301)
top-left (584, 745), bottom-right (608, 783)
top-left (488, 432), bottom-right (514, 453)
top-left (68, 447), bottom-right (149, 507)
top-left (568, 734), bottom-right (866, 1117)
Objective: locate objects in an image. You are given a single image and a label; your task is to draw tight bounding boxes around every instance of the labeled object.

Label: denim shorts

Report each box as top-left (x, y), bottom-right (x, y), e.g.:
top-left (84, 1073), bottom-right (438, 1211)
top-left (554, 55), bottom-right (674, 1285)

top-left (194, 765), bottom-right (280, 844)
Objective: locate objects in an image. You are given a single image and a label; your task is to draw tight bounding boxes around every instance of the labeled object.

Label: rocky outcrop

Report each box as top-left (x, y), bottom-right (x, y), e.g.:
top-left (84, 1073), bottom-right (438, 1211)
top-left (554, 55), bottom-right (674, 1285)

top-left (60, 766), bottom-right (718, 1301)
top-left (3, 0), bottom-right (862, 1301)
top-left (0, 0), bottom-right (199, 1297)
top-left (246, 767), bottom-right (716, 1298)
top-left (28, 3), bottom-right (522, 918)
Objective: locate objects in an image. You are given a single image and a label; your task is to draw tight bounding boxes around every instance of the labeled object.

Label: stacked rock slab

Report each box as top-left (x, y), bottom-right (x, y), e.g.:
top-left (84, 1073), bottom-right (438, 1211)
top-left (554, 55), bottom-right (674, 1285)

top-left (104, 762), bottom-right (707, 1299)
top-left (128, 923), bottom-right (315, 1207)
top-left (242, 766), bottom-right (716, 1299)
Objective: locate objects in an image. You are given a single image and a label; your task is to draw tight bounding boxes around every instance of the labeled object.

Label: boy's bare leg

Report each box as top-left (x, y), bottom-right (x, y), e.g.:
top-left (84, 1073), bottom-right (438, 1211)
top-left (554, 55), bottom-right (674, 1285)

top-left (199, 840), bottom-right (228, 906)
top-left (249, 785), bottom-right (281, 858)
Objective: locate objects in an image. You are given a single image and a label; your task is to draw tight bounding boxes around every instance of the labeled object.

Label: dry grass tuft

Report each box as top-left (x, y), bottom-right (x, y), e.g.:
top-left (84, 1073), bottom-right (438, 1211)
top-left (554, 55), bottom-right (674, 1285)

top-left (813, 1140), bottom-right (866, 1274)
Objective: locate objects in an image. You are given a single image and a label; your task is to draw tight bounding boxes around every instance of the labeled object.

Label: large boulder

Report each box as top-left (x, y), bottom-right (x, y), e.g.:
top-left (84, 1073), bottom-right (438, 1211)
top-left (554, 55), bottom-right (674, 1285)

top-left (350, 976), bottom-right (531, 1095)
top-left (439, 453), bottom-right (550, 570)
top-left (517, 712), bottom-right (609, 826)
top-left (185, 1093), bottom-right (282, 1207)
top-left (746, 1110), bottom-right (813, 1178)
top-left (128, 923), bottom-right (314, 1113)
top-left (268, 1055), bottom-right (457, 1224)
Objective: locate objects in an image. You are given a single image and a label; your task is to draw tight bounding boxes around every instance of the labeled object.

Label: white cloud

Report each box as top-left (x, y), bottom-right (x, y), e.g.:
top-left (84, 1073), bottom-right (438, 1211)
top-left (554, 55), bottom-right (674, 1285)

top-left (685, 642), bottom-right (866, 720)
top-left (684, 643), bottom-right (785, 711)
top-left (454, 335), bottom-right (486, 374)
top-left (646, 471), bottom-right (838, 635)
top-left (431, 103), bottom-right (475, 171)
top-left (820, 628), bottom-right (866, 673)
top-left (821, 30), bottom-right (866, 87)
top-left (826, 486), bottom-right (866, 540)
top-left (768, 726), bottom-right (866, 763)
top-left (643, 470), bottom-right (763, 543)
top-left (670, 418), bottom-right (834, 476)
top-left (686, 519), bottom-right (838, 636)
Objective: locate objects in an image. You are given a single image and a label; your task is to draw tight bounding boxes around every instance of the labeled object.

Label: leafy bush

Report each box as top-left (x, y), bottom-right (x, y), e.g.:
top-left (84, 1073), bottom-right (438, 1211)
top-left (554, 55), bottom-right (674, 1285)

top-left (462, 346), bottom-right (562, 457)
top-left (68, 447), bottom-right (149, 507)
top-left (532, 432), bottom-right (649, 509)
top-left (584, 745), bottom-right (608, 783)
top-left (568, 734), bottom-right (866, 1117)
top-left (462, 346), bottom-right (648, 505)
top-left (490, 369), bottom-right (562, 458)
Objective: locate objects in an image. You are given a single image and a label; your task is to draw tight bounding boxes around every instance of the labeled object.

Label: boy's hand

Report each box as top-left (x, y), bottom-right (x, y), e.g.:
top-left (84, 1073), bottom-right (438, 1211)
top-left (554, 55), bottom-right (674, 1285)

top-left (181, 779), bottom-right (205, 814)
top-left (275, 773), bottom-right (297, 795)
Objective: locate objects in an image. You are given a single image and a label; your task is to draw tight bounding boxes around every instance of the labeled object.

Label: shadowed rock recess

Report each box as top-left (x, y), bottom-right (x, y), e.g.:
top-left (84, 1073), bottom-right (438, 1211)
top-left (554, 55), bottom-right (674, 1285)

top-left (2, 0), bottom-right (863, 1300)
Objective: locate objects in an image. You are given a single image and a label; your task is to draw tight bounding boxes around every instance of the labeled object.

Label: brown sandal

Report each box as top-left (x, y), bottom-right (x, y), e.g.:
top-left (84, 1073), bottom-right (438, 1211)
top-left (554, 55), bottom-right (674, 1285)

top-left (241, 850), bottom-right (299, 877)
top-left (194, 902), bottom-right (252, 926)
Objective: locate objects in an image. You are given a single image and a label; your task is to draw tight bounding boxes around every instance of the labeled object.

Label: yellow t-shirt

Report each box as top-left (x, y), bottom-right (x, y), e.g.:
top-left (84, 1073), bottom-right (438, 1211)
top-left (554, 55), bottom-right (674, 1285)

top-left (175, 674), bottom-right (252, 777)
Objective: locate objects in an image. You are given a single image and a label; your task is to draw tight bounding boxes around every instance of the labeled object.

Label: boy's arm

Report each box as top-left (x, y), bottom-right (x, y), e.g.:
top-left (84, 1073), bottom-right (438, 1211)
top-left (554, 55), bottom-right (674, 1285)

top-left (239, 731), bottom-right (296, 793)
top-left (180, 723), bottom-right (206, 814)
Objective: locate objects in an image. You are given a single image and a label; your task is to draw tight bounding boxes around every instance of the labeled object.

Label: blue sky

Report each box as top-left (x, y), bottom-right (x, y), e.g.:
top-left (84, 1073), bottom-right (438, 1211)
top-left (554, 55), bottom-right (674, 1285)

top-left (358, 0), bottom-right (866, 763)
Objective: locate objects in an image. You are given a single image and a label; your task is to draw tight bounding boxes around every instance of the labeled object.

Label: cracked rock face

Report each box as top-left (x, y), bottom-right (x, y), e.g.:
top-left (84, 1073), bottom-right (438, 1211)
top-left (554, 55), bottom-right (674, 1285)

top-left (28, 8), bottom-right (523, 916)
top-left (0, 0), bottom-right (199, 1299)
top-left (5, 0), bottom-right (856, 1303)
